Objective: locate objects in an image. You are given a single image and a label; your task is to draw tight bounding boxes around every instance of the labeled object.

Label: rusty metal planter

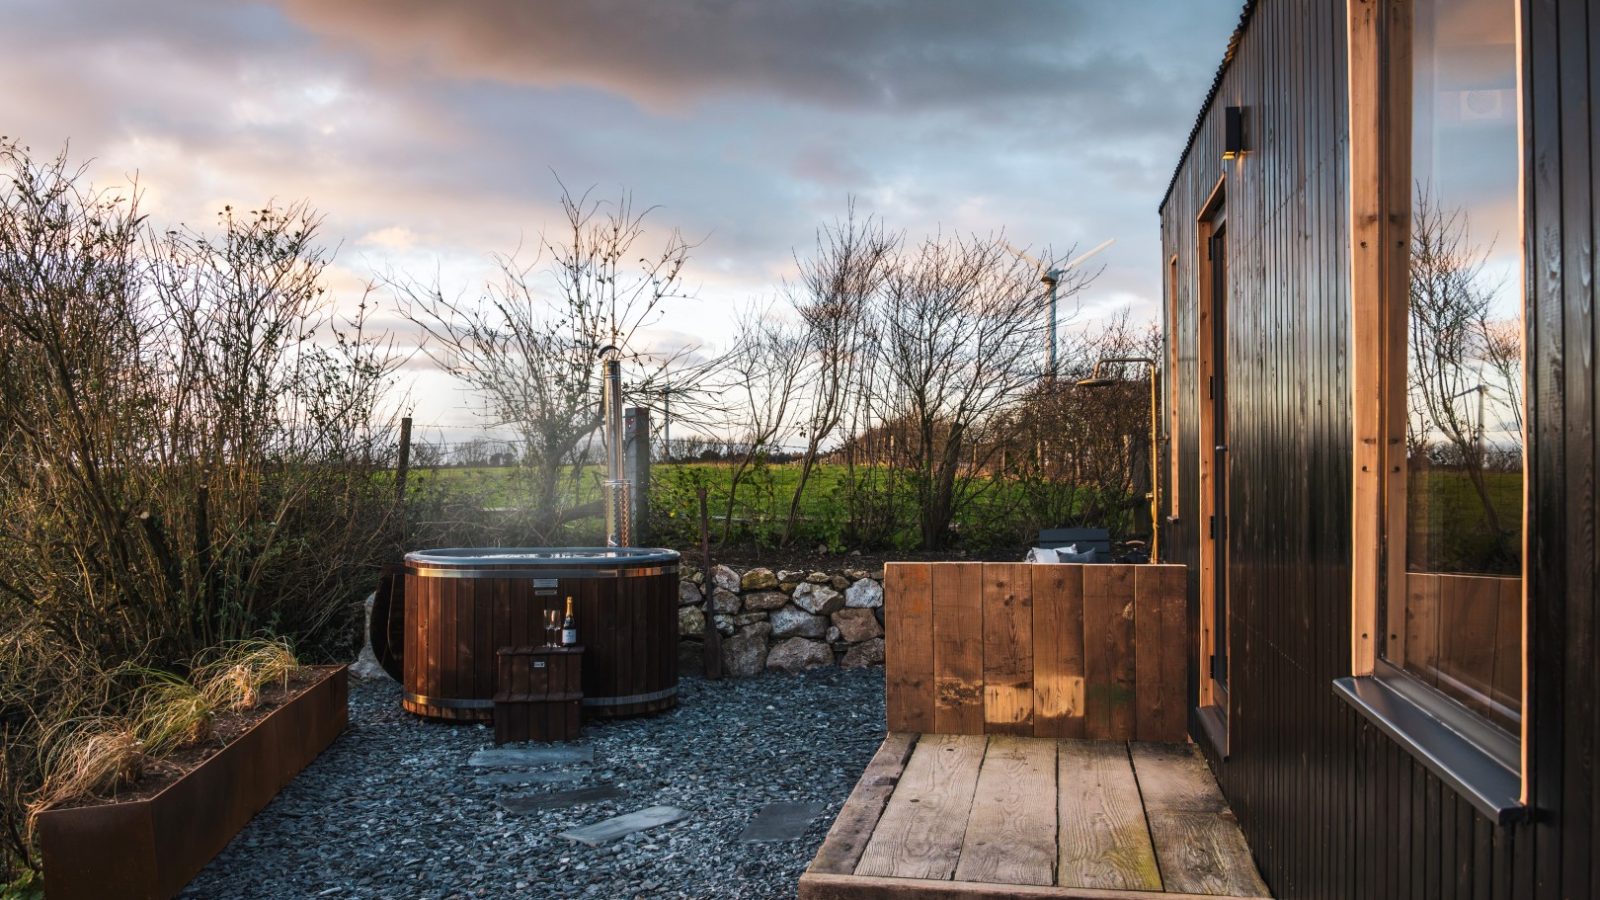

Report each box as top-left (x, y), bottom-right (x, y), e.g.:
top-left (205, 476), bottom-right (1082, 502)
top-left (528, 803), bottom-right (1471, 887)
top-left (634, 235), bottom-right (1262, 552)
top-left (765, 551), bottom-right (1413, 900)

top-left (37, 665), bottom-right (348, 900)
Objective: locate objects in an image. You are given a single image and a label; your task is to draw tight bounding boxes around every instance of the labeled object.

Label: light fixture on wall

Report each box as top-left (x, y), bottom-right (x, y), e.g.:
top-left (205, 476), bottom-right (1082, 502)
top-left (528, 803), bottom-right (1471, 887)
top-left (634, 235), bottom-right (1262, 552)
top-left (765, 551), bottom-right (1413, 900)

top-left (1223, 106), bottom-right (1247, 159)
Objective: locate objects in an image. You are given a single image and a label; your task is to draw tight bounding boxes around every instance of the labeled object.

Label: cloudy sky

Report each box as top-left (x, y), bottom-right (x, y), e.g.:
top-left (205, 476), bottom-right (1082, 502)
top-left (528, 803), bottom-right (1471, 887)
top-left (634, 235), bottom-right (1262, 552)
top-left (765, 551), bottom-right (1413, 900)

top-left (0, 0), bottom-right (1240, 442)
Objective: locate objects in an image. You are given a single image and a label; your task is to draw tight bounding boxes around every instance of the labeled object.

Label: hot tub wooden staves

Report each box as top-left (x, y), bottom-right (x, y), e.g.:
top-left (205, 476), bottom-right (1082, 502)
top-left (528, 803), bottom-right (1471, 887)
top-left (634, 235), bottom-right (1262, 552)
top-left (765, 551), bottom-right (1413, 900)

top-left (398, 548), bottom-right (679, 721)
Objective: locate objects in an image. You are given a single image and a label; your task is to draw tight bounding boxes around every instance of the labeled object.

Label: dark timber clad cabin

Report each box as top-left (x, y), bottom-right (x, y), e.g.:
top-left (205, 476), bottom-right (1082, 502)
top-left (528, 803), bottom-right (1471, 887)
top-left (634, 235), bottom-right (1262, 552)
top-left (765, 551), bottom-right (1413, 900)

top-left (1161, 0), bottom-right (1598, 897)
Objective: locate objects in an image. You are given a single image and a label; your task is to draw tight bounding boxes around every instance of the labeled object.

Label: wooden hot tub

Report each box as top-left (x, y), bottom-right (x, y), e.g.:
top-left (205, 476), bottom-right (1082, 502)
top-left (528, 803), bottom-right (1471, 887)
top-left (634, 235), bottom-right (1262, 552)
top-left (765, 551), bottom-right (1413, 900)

top-left (400, 547), bottom-right (680, 721)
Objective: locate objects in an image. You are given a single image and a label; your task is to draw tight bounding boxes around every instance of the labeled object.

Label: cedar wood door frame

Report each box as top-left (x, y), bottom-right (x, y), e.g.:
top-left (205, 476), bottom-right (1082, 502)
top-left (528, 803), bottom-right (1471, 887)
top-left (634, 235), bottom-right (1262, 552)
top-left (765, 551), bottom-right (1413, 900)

top-left (1167, 253), bottom-right (1182, 523)
top-left (1196, 174), bottom-right (1228, 732)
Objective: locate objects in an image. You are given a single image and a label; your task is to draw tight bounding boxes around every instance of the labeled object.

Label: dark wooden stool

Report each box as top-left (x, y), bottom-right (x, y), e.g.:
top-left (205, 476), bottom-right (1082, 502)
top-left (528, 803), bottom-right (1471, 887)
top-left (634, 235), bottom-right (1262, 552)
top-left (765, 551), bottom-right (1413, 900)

top-left (494, 646), bottom-right (582, 744)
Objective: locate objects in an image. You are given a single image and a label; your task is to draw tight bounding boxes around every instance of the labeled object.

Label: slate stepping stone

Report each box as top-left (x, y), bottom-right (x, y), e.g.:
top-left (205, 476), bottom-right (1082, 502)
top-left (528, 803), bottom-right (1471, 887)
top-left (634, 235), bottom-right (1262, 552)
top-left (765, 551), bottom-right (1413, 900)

top-left (468, 745), bottom-right (593, 767)
top-left (475, 769), bottom-right (587, 788)
top-left (737, 801), bottom-right (826, 842)
top-left (498, 784), bottom-right (625, 814)
top-left (558, 806), bottom-right (688, 846)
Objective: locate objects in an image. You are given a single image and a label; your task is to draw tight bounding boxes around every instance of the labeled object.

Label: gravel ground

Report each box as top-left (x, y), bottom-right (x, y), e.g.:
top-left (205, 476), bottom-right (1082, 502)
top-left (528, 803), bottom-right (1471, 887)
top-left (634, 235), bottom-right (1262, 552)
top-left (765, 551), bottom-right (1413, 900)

top-left (181, 666), bottom-right (886, 900)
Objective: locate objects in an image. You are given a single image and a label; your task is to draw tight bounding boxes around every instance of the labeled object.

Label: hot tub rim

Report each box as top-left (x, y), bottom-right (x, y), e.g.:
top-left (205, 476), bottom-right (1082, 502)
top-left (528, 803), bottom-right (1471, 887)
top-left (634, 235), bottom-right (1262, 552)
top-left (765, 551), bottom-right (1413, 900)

top-left (404, 546), bottom-right (681, 573)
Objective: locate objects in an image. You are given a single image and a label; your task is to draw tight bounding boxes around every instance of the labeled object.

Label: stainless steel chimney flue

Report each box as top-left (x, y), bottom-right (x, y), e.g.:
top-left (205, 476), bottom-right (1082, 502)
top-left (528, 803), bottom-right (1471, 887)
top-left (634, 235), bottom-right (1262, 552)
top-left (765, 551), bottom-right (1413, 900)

top-left (599, 345), bottom-right (632, 547)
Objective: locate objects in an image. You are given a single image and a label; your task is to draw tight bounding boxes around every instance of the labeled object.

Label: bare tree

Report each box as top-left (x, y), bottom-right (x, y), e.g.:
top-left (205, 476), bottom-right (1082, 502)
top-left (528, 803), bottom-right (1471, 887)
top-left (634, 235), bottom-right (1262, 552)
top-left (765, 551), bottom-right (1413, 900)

top-left (395, 183), bottom-right (715, 536)
top-left (992, 313), bottom-right (1161, 540)
top-left (869, 232), bottom-right (1095, 549)
top-left (665, 433), bottom-right (714, 462)
top-left (714, 306), bottom-right (806, 544)
top-left (451, 438), bottom-right (490, 468)
top-left (0, 141), bottom-right (404, 872)
top-left (779, 205), bottom-right (896, 546)
top-left (1406, 187), bottom-right (1519, 569)
top-left (0, 142), bottom-right (154, 629)
top-left (835, 297), bottom-right (897, 548)
top-left (1478, 316), bottom-right (1523, 453)
top-left (145, 202), bottom-right (406, 644)
top-left (409, 439), bottom-right (446, 469)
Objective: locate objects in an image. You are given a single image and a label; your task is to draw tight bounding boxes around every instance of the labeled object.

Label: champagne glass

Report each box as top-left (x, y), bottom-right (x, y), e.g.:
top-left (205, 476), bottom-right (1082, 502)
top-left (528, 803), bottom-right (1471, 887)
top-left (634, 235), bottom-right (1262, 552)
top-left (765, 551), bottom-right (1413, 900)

top-left (544, 608), bottom-right (559, 647)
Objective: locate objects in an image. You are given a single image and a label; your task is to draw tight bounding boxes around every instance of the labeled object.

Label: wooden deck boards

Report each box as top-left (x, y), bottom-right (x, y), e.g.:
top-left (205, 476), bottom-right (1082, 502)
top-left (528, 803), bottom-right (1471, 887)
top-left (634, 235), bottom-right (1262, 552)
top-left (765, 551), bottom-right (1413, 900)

top-left (803, 735), bottom-right (1271, 899)
top-left (1130, 744), bottom-right (1268, 897)
top-left (955, 736), bottom-right (1059, 886)
top-left (1057, 741), bottom-right (1161, 891)
top-left (856, 734), bottom-right (988, 880)
top-left (808, 733), bottom-right (920, 876)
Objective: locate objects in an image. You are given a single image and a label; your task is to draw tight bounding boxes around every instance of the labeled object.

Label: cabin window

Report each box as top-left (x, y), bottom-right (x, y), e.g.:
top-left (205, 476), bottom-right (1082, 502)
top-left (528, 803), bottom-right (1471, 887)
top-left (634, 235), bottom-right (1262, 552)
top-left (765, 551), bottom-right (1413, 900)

top-left (1343, 0), bottom-right (1526, 819)
top-left (1350, 0), bottom-right (1523, 759)
top-left (1385, 0), bottom-right (1523, 734)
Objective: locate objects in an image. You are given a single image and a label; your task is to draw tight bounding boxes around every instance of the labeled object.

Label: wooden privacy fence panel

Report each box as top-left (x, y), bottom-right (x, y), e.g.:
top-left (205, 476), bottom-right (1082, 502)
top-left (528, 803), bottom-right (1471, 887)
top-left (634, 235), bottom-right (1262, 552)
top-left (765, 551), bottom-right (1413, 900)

top-left (884, 562), bottom-right (1188, 742)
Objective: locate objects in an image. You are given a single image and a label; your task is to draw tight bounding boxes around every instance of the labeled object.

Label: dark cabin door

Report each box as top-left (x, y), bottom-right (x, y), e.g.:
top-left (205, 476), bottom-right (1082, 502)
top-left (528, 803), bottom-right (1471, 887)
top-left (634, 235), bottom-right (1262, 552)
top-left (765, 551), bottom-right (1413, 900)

top-left (1209, 220), bottom-right (1229, 705)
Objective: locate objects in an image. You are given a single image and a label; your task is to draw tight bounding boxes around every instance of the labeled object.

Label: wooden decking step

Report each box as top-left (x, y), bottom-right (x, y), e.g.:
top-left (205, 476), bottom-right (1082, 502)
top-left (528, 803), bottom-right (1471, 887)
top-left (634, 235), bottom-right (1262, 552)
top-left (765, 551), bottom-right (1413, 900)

top-left (801, 734), bottom-right (1271, 899)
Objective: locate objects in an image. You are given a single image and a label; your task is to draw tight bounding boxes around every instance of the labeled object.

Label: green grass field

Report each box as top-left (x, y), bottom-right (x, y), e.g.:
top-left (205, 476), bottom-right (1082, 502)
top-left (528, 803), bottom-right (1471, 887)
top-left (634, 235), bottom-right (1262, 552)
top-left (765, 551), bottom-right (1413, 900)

top-left (401, 460), bottom-right (1137, 552)
top-left (1408, 467), bottom-right (1522, 574)
top-left (401, 458), bottom-right (1519, 559)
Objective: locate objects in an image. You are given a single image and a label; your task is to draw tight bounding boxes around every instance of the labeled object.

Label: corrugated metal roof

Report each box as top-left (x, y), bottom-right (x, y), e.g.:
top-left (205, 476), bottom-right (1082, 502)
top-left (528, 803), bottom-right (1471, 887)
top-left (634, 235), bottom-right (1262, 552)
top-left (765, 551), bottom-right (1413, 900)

top-left (1158, 0), bottom-right (1260, 213)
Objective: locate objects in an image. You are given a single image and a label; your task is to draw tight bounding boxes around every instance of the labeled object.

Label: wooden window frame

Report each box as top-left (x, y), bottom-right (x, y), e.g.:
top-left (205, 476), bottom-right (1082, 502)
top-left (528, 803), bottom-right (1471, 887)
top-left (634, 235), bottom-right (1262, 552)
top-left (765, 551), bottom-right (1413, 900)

top-left (1343, 0), bottom-right (1529, 816)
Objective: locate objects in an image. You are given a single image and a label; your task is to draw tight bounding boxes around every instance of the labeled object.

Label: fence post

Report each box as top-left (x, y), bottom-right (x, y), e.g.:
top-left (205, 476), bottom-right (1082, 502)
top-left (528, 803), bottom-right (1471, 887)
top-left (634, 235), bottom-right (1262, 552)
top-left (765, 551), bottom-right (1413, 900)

top-left (394, 416), bottom-right (413, 552)
top-left (396, 416), bottom-right (413, 503)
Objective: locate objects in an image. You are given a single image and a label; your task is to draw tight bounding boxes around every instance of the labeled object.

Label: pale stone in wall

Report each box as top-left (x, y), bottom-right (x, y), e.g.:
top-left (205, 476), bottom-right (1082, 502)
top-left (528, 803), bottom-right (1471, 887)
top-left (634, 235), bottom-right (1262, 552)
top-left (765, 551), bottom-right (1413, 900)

top-left (770, 605), bottom-right (828, 639)
top-left (844, 578), bottom-right (884, 609)
top-left (712, 564), bottom-right (740, 592)
top-left (766, 637), bottom-right (833, 672)
top-left (792, 583), bottom-right (844, 615)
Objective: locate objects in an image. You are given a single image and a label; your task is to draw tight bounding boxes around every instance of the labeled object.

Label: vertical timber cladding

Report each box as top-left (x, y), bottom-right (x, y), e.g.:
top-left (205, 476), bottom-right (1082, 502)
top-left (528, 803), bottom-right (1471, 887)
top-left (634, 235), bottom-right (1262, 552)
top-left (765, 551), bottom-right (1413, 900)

top-left (881, 562), bottom-right (1187, 742)
top-left (1161, 0), bottom-right (1599, 897)
top-left (1525, 0), bottom-right (1600, 896)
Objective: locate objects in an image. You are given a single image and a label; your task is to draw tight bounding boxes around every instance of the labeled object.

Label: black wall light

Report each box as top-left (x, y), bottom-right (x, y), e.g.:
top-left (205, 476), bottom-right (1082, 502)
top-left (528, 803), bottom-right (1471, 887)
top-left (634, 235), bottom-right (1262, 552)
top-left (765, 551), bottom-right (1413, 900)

top-left (1223, 106), bottom-right (1247, 159)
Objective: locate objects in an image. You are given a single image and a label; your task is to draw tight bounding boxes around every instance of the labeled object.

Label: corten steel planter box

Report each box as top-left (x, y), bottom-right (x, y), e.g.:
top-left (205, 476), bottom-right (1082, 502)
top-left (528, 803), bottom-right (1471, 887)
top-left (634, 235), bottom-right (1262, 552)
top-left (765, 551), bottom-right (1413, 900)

top-left (37, 665), bottom-right (348, 900)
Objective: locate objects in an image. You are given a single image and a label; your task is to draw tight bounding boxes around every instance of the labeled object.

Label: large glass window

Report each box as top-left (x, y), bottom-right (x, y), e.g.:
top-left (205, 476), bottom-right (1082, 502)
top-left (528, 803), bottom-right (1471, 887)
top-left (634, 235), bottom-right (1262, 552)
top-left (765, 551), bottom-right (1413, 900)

top-left (1387, 0), bottom-right (1522, 735)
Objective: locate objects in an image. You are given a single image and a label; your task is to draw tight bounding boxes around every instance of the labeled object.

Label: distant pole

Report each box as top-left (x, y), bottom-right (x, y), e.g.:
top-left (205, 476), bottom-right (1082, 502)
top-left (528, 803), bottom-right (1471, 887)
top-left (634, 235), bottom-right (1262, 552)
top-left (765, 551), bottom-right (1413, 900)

top-left (1044, 272), bottom-right (1059, 379)
top-left (663, 387), bottom-right (672, 462)
top-left (396, 416), bottom-right (413, 503)
top-left (1476, 384), bottom-right (1487, 460)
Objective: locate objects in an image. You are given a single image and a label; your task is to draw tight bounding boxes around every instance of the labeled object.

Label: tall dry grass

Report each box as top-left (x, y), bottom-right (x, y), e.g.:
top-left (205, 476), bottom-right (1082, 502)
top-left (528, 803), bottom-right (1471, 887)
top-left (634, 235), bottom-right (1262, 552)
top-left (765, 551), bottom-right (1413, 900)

top-left (18, 640), bottom-right (306, 842)
top-left (192, 639), bottom-right (302, 715)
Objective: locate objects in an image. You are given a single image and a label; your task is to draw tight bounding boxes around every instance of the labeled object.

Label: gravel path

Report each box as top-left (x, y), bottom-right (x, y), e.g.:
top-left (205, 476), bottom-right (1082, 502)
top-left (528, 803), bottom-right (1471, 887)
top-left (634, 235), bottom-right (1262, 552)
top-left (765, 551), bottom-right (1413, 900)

top-left (182, 667), bottom-right (886, 900)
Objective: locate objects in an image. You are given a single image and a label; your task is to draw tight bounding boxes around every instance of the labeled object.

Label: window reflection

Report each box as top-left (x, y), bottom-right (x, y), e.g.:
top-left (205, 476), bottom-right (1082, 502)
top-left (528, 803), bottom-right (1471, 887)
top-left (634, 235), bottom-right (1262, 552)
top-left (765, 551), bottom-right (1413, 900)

top-left (1394, 0), bottom-right (1521, 732)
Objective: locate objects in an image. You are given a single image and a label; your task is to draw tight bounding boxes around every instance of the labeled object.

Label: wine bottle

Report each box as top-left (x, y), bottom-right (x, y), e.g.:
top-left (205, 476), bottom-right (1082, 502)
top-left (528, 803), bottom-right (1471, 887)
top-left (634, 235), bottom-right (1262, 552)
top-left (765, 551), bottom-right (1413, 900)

top-left (561, 596), bottom-right (578, 646)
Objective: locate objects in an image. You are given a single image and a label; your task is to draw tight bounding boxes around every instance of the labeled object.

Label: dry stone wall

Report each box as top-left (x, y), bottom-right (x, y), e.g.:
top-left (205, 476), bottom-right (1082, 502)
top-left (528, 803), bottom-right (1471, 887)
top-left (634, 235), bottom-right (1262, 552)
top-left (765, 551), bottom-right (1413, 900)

top-left (675, 565), bottom-right (885, 676)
